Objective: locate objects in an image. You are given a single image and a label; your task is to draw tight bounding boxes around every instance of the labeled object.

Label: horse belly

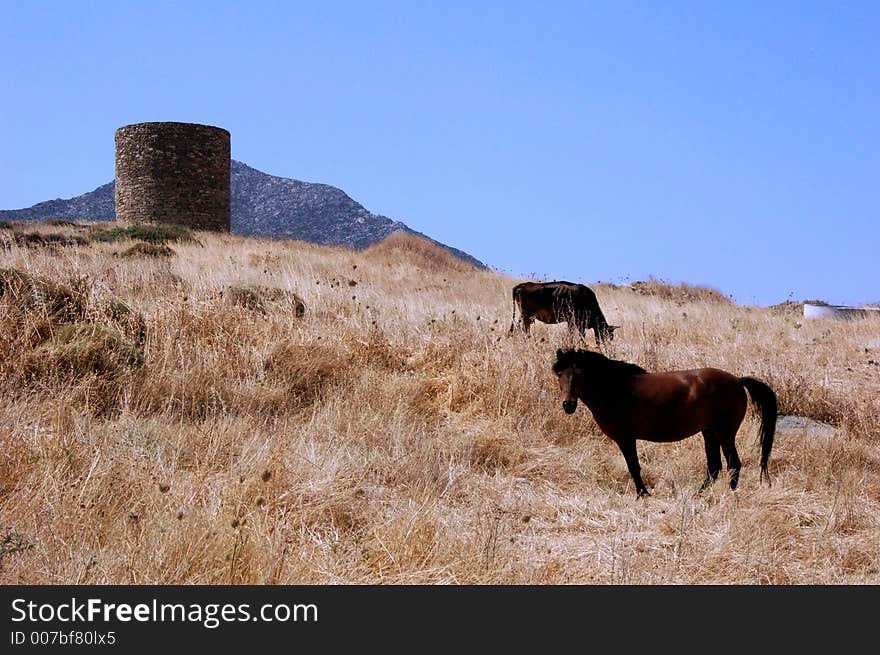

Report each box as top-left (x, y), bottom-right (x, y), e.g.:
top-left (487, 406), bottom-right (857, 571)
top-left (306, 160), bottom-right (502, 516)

top-left (641, 423), bottom-right (704, 443)
top-left (532, 308), bottom-right (560, 324)
top-left (633, 404), bottom-right (709, 443)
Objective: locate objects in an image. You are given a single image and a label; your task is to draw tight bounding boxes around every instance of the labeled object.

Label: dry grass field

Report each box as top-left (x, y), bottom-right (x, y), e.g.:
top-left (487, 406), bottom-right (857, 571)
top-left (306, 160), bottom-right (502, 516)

top-left (1, 222), bottom-right (878, 584)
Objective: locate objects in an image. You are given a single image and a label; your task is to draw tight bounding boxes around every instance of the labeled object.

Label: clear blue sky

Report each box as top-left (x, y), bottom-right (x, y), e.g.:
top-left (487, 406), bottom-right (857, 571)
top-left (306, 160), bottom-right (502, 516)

top-left (2, 1), bottom-right (877, 306)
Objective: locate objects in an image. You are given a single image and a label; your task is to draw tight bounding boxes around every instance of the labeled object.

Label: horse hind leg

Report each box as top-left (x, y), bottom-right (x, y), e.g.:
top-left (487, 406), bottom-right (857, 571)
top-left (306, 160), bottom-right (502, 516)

top-left (699, 430), bottom-right (723, 492)
top-left (719, 432), bottom-right (742, 490)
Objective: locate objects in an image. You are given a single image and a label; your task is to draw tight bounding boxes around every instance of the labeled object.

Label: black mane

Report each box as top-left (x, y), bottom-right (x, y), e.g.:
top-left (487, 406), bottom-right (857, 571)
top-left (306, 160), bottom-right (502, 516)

top-left (553, 348), bottom-right (647, 377)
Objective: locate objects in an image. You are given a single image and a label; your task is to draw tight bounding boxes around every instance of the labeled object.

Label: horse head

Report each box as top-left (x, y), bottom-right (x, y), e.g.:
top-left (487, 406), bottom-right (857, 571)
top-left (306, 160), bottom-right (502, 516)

top-left (553, 348), bottom-right (589, 414)
top-left (603, 325), bottom-right (620, 341)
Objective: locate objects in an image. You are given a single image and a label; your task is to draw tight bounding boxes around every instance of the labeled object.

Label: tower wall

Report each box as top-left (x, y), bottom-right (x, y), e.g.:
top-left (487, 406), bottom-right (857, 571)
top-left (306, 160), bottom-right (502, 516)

top-left (115, 121), bottom-right (230, 231)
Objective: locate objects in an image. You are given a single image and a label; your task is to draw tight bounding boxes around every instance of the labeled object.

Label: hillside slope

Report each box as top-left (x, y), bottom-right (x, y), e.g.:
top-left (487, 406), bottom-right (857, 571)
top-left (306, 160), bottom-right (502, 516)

top-left (1, 223), bottom-right (878, 584)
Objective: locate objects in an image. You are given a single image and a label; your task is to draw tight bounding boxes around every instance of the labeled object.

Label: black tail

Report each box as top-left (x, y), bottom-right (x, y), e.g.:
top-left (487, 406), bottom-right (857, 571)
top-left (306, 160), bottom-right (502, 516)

top-left (740, 377), bottom-right (778, 486)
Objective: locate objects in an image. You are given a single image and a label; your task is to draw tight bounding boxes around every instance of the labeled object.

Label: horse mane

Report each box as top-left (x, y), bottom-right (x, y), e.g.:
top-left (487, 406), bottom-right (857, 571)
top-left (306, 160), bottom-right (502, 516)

top-left (553, 349), bottom-right (647, 377)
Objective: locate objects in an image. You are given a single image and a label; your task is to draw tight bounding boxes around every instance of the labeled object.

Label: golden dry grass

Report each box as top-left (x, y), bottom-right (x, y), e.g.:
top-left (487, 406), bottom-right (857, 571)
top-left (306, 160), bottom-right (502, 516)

top-left (1, 222), bottom-right (879, 584)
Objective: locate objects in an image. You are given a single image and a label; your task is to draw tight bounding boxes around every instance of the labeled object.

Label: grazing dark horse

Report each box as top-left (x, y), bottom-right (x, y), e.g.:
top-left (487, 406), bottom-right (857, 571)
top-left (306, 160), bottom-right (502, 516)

top-left (552, 348), bottom-right (777, 498)
top-left (509, 281), bottom-right (618, 346)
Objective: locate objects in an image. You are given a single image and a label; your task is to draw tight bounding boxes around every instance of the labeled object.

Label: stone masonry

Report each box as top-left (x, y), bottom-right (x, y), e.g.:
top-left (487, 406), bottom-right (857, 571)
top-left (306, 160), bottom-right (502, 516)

top-left (115, 122), bottom-right (230, 231)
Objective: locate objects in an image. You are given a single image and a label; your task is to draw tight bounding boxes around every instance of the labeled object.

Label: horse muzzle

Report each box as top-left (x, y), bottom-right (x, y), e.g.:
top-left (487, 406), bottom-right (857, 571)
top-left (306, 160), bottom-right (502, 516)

top-left (562, 400), bottom-right (577, 414)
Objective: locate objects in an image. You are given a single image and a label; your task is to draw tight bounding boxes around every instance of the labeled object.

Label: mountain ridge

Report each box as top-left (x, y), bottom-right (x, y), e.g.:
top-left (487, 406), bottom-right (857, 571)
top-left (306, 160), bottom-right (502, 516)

top-left (0, 160), bottom-right (485, 269)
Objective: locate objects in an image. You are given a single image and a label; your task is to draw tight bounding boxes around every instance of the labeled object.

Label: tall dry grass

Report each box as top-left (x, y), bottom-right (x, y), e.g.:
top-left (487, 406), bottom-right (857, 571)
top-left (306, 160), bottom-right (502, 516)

top-left (1, 224), bottom-right (878, 584)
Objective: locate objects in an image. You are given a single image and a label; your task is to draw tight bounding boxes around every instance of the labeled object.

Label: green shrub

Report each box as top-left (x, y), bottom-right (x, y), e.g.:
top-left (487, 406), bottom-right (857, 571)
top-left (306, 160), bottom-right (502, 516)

top-left (23, 323), bottom-right (144, 380)
top-left (0, 268), bottom-right (88, 322)
top-left (90, 223), bottom-right (197, 245)
top-left (117, 242), bottom-right (176, 258)
top-left (0, 529), bottom-right (33, 560)
top-left (13, 232), bottom-right (89, 248)
top-left (226, 284), bottom-right (306, 316)
top-left (100, 299), bottom-right (148, 346)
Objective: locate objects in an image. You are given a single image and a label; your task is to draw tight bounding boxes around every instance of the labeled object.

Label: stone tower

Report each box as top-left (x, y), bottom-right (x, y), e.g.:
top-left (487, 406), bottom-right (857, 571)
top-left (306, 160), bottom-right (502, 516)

top-left (114, 121), bottom-right (231, 231)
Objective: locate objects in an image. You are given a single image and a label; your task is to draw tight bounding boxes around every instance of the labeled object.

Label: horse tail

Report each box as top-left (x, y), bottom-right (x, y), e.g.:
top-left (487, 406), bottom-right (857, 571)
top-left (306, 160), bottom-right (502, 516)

top-left (740, 377), bottom-right (778, 486)
top-left (509, 284), bottom-right (522, 335)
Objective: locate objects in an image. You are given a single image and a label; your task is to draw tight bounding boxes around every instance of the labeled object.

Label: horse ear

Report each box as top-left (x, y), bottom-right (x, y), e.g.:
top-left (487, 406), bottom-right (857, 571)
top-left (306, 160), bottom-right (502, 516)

top-left (556, 348), bottom-right (563, 358)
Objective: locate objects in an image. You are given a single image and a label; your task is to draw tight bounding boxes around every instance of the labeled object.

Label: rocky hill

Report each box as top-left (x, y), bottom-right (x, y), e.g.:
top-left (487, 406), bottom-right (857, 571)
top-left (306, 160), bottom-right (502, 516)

top-left (0, 160), bottom-right (485, 268)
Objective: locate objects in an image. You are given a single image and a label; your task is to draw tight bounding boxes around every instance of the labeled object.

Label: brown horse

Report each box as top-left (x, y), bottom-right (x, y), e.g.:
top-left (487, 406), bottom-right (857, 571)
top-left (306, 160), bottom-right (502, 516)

top-left (552, 348), bottom-right (777, 498)
top-left (509, 281), bottom-right (618, 346)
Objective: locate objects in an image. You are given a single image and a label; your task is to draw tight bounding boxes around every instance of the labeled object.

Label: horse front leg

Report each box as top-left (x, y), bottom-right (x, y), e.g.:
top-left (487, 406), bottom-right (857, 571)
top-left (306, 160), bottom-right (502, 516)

top-left (615, 437), bottom-right (650, 498)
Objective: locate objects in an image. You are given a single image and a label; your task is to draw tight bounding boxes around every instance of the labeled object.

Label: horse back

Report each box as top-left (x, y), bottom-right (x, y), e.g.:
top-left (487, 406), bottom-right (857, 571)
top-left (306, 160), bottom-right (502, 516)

top-left (623, 368), bottom-right (748, 441)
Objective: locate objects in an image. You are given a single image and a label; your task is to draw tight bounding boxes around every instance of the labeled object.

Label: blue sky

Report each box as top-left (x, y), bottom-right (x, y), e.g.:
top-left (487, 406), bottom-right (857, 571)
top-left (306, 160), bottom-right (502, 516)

top-left (1, 1), bottom-right (877, 306)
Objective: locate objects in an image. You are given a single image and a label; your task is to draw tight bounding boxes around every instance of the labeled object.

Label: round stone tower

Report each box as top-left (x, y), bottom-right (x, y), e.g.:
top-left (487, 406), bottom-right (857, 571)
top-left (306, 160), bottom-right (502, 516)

top-left (114, 121), bottom-right (231, 231)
